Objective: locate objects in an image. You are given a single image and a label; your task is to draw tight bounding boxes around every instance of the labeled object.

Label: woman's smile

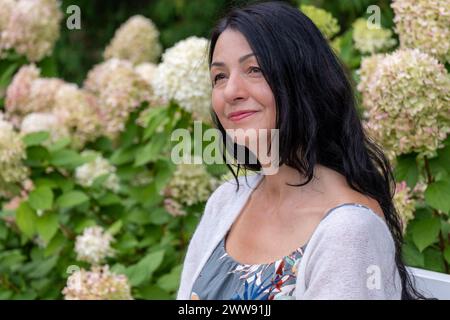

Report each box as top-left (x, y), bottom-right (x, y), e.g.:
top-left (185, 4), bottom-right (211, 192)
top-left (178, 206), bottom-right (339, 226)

top-left (228, 110), bottom-right (259, 122)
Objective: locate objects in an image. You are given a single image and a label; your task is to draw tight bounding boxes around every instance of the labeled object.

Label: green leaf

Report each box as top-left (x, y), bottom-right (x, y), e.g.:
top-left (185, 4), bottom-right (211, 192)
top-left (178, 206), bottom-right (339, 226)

top-left (134, 133), bottom-right (167, 167)
top-left (22, 132), bottom-right (50, 147)
top-left (410, 216), bottom-right (441, 252)
top-left (34, 178), bottom-right (59, 190)
top-left (107, 220), bottom-right (123, 236)
top-left (0, 222), bottom-right (8, 240)
top-left (16, 202), bottom-right (37, 238)
top-left (423, 247), bottom-right (446, 273)
top-left (153, 159), bottom-right (176, 192)
top-left (27, 255), bottom-right (59, 279)
top-left (394, 153), bottom-right (419, 189)
top-left (25, 146), bottom-right (50, 167)
top-left (402, 241), bottom-right (425, 268)
top-left (436, 142), bottom-right (450, 173)
top-left (156, 264), bottom-right (183, 292)
top-left (135, 285), bottom-right (172, 300)
top-left (36, 212), bottom-right (59, 244)
top-left (444, 246), bottom-right (450, 265)
top-left (90, 173), bottom-right (110, 189)
top-left (128, 183), bottom-right (161, 205)
top-left (424, 180), bottom-right (450, 213)
top-left (97, 193), bottom-right (121, 206)
top-left (125, 250), bottom-right (165, 286)
top-left (44, 232), bottom-right (65, 257)
top-left (149, 207), bottom-right (171, 225)
top-left (0, 250), bottom-right (26, 271)
top-left (142, 107), bottom-right (168, 140)
top-left (50, 149), bottom-right (85, 168)
top-left (38, 55), bottom-right (58, 77)
top-left (28, 186), bottom-right (53, 211)
top-left (56, 191), bottom-right (89, 209)
top-left (47, 136), bottom-right (71, 152)
top-left (0, 62), bottom-right (19, 88)
top-left (110, 147), bottom-right (137, 166)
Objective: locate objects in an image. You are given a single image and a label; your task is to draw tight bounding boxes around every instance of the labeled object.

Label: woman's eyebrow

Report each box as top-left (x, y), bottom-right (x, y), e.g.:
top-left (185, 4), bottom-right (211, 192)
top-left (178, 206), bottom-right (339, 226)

top-left (211, 53), bottom-right (255, 67)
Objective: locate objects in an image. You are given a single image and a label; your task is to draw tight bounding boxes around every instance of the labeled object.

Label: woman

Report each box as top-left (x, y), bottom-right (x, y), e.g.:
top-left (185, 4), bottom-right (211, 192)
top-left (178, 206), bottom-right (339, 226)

top-left (177, 1), bottom-right (428, 300)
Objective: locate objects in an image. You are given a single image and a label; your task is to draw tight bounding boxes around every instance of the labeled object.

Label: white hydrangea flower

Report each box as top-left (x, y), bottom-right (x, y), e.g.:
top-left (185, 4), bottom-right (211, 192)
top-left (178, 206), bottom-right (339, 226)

top-left (392, 0), bottom-right (450, 63)
top-left (20, 112), bottom-right (70, 144)
top-left (359, 49), bottom-right (450, 161)
top-left (75, 150), bottom-right (120, 192)
top-left (0, 0), bottom-right (63, 61)
top-left (0, 113), bottom-right (29, 198)
top-left (62, 265), bottom-right (133, 300)
top-left (352, 18), bottom-right (396, 54)
top-left (163, 157), bottom-right (218, 206)
top-left (75, 226), bottom-right (115, 265)
top-left (104, 15), bottom-right (162, 65)
top-left (151, 36), bottom-right (213, 124)
top-left (135, 62), bottom-right (158, 87)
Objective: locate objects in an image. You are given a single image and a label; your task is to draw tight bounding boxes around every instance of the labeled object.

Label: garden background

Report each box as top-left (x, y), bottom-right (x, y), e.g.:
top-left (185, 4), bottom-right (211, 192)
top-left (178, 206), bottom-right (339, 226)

top-left (0, 0), bottom-right (449, 299)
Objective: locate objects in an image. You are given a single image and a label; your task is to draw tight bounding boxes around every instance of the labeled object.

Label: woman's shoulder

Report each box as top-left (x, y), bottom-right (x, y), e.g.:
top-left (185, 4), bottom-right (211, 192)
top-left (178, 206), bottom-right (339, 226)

top-left (312, 203), bottom-right (394, 249)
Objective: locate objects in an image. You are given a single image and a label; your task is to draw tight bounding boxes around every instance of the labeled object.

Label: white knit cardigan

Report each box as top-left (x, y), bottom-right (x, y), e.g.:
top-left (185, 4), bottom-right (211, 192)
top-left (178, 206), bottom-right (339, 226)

top-left (176, 173), bottom-right (402, 300)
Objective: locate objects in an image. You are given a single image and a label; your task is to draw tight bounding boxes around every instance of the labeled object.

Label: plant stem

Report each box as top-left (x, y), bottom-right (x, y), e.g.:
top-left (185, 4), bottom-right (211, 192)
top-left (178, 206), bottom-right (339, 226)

top-left (423, 156), bottom-right (449, 274)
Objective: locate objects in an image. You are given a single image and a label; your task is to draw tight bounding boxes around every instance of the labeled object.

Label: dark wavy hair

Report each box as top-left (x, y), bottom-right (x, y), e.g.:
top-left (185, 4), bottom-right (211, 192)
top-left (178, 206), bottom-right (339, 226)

top-left (206, 1), bottom-right (432, 300)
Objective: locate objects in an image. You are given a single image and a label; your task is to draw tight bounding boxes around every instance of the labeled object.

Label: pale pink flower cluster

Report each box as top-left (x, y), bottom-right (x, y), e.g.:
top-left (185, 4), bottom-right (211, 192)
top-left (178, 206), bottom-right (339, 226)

top-left (0, 113), bottom-right (29, 198)
top-left (75, 226), bottom-right (115, 265)
top-left (5, 64), bottom-right (63, 126)
top-left (0, 0), bottom-right (63, 61)
top-left (62, 265), bottom-right (133, 300)
top-left (151, 36), bottom-right (213, 124)
top-left (52, 83), bottom-right (103, 149)
top-left (5, 65), bottom-right (103, 148)
top-left (83, 58), bottom-right (153, 140)
top-left (391, 0), bottom-right (450, 63)
top-left (359, 49), bottom-right (450, 161)
top-left (393, 181), bottom-right (416, 234)
top-left (163, 198), bottom-right (187, 217)
top-left (103, 15), bottom-right (162, 65)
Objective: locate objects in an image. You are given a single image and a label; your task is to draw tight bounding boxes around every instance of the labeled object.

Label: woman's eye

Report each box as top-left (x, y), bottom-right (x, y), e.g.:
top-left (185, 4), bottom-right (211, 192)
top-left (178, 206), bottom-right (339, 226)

top-left (249, 66), bottom-right (261, 74)
top-left (213, 73), bottom-right (225, 84)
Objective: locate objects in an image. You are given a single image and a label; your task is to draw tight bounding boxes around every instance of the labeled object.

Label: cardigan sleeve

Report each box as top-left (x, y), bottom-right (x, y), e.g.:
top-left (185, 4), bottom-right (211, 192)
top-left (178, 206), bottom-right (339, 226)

top-left (298, 205), bottom-right (403, 300)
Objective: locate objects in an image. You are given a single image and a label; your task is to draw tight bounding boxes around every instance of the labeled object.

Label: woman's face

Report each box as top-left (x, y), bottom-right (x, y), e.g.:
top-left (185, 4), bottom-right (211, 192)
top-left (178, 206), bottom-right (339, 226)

top-left (210, 29), bottom-right (277, 140)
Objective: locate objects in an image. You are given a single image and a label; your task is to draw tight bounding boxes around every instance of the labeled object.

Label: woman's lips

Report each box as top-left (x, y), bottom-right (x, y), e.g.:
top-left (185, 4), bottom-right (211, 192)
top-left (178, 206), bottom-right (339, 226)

top-left (228, 111), bottom-right (258, 122)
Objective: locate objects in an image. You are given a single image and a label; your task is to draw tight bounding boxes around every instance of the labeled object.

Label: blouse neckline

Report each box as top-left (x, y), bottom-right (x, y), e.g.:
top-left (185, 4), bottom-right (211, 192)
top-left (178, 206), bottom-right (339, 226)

top-left (220, 234), bottom-right (307, 267)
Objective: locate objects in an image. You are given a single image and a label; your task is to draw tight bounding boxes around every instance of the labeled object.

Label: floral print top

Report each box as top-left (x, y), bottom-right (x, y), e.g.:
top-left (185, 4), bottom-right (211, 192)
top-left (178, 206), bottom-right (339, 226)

top-left (190, 233), bottom-right (307, 300)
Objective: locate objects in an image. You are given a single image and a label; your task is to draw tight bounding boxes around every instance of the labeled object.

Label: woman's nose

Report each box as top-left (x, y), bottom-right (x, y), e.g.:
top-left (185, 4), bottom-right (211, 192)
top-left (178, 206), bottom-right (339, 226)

top-left (223, 72), bottom-right (248, 104)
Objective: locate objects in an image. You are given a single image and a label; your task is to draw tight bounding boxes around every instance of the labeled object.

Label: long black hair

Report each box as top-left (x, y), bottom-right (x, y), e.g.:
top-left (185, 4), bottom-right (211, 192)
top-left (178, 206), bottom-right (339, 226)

top-left (206, 1), bottom-right (431, 300)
